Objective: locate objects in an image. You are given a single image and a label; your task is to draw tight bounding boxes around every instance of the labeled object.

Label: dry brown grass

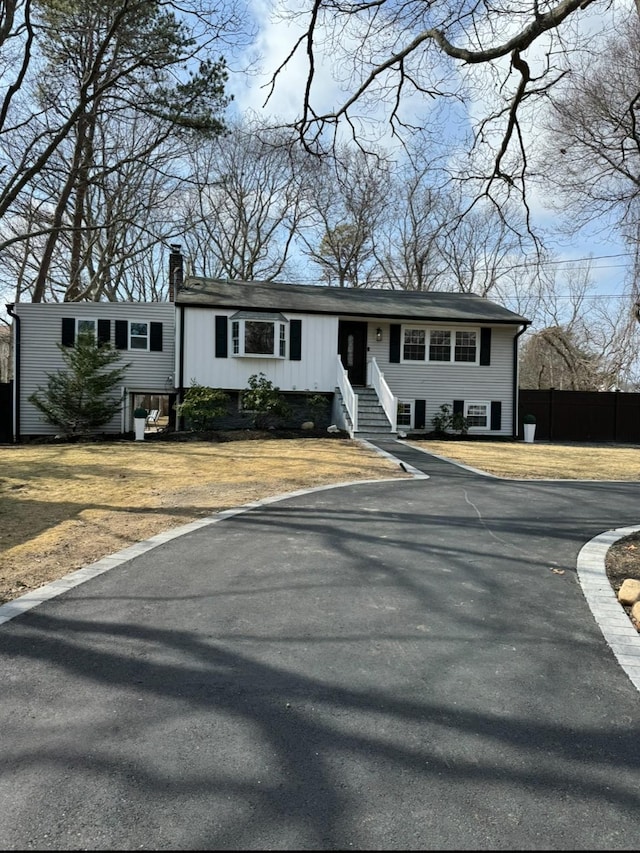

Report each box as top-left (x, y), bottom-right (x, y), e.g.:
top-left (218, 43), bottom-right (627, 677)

top-left (3, 436), bottom-right (639, 609)
top-left (0, 438), bottom-right (408, 604)
top-left (413, 439), bottom-right (640, 481)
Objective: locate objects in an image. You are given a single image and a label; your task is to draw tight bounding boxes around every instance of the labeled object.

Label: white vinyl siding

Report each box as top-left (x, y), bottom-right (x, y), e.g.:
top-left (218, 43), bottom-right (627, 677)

top-left (369, 322), bottom-right (517, 435)
top-left (181, 308), bottom-right (338, 392)
top-left (15, 303), bottom-right (175, 435)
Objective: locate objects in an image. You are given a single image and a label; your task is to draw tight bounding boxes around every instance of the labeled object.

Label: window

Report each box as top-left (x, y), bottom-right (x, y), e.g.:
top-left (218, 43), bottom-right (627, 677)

top-left (115, 320), bottom-right (161, 351)
top-left (464, 401), bottom-right (489, 429)
top-left (346, 333), bottom-right (355, 367)
top-left (230, 313), bottom-right (288, 358)
top-left (454, 330), bottom-right (477, 362)
top-left (401, 326), bottom-right (478, 364)
top-left (76, 319), bottom-right (96, 338)
top-left (130, 321), bottom-right (149, 350)
top-left (429, 330), bottom-right (451, 361)
top-left (397, 401), bottom-right (412, 428)
top-left (403, 328), bottom-right (426, 361)
top-left (245, 321), bottom-right (274, 354)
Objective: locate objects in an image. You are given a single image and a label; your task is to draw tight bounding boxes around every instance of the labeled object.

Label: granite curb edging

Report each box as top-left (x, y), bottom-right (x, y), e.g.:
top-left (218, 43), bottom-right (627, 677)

top-left (577, 525), bottom-right (640, 694)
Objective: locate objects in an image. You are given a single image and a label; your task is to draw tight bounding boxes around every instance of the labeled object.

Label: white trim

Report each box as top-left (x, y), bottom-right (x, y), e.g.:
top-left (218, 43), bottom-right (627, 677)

top-left (129, 320), bottom-right (150, 351)
top-left (400, 324), bottom-right (479, 365)
top-left (75, 318), bottom-right (98, 340)
top-left (231, 317), bottom-right (287, 359)
top-left (369, 357), bottom-right (397, 432)
top-left (464, 399), bottom-right (490, 430)
top-left (397, 400), bottom-right (413, 429)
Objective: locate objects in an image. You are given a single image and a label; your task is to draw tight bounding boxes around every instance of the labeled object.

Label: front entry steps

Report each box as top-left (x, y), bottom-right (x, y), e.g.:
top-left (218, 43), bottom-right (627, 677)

top-left (352, 386), bottom-right (396, 437)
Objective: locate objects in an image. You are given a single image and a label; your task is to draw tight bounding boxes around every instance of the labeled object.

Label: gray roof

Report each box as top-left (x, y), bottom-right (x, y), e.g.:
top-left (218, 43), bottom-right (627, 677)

top-left (176, 277), bottom-right (530, 325)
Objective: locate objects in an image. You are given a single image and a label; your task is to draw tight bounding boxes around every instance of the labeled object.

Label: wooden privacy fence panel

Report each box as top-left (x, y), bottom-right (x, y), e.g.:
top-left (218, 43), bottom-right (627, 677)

top-left (519, 389), bottom-right (640, 443)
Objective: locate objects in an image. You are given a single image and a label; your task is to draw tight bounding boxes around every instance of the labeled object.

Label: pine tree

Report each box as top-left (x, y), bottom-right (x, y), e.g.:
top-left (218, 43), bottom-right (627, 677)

top-left (29, 333), bottom-right (130, 435)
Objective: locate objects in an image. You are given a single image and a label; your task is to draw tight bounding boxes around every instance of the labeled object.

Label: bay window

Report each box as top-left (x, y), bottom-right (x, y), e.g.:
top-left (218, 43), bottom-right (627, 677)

top-left (231, 312), bottom-right (288, 358)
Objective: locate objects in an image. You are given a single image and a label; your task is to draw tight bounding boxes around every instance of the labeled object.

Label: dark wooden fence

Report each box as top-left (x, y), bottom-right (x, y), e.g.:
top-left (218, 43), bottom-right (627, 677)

top-left (0, 381), bottom-right (12, 442)
top-left (519, 389), bottom-right (640, 443)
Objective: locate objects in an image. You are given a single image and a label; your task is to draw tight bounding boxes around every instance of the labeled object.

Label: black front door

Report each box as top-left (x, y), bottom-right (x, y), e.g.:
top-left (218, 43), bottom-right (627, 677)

top-left (338, 321), bottom-right (368, 385)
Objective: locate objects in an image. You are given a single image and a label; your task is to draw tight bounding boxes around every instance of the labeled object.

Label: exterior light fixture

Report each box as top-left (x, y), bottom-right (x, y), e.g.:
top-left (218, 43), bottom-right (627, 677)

top-left (376, 327), bottom-right (383, 342)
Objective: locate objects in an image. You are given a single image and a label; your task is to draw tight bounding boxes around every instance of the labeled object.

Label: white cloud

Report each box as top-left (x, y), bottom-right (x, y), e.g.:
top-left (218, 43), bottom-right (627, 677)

top-left (231, 0), bottom-right (345, 122)
top-left (227, 0), bottom-right (636, 296)
top-left (230, 0), bottom-right (452, 152)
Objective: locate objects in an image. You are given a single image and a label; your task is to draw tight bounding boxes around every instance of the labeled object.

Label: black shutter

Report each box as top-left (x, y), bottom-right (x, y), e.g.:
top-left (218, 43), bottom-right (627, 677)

top-left (491, 401), bottom-right (502, 430)
top-left (150, 322), bottom-right (163, 351)
top-left (414, 399), bottom-right (426, 429)
top-left (61, 318), bottom-right (75, 347)
top-left (389, 324), bottom-right (401, 363)
top-left (97, 319), bottom-right (110, 346)
top-left (115, 320), bottom-right (128, 350)
top-left (453, 399), bottom-right (464, 415)
top-left (215, 315), bottom-right (228, 358)
top-left (289, 319), bottom-right (302, 361)
top-left (480, 327), bottom-right (491, 365)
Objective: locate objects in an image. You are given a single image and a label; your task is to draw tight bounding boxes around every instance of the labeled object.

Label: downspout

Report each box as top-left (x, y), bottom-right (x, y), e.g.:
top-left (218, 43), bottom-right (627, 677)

top-left (177, 302), bottom-right (185, 431)
top-left (169, 243), bottom-right (185, 432)
top-left (512, 323), bottom-right (529, 438)
top-left (6, 303), bottom-right (20, 443)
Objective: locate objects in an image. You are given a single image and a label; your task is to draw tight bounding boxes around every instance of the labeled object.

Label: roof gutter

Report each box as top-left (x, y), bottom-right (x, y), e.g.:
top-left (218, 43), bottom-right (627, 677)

top-left (6, 303), bottom-right (20, 442)
top-left (512, 322), bottom-right (530, 437)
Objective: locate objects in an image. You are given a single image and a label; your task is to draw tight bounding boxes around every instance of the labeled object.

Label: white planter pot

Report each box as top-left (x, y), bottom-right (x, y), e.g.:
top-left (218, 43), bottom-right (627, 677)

top-left (523, 423), bottom-right (536, 443)
top-left (134, 417), bottom-right (146, 441)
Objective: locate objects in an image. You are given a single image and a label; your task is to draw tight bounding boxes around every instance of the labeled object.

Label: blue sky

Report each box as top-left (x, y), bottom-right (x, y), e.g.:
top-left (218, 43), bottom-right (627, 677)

top-left (225, 0), bottom-right (635, 309)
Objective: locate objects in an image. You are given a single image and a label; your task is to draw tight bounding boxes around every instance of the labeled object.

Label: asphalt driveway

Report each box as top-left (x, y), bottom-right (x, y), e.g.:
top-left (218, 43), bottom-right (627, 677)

top-left (1, 441), bottom-right (639, 850)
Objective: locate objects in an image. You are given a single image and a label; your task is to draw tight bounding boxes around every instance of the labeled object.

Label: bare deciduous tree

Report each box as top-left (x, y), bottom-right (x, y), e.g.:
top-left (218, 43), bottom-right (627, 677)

top-left (519, 263), bottom-right (640, 390)
top-left (298, 147), bottom-right (389, 287)
top-left (372, 161), bottom-right (446, 292)
top-left (179, 117), bottom-right (310, 281)
top-left (0, 0), bottom-right (235, 303)
top-left (434, 196), bottom-right (534, 295)
top-left (538, 12), bottom-right (640, 233)
top-left (266, 0), bottom-right (615, 221)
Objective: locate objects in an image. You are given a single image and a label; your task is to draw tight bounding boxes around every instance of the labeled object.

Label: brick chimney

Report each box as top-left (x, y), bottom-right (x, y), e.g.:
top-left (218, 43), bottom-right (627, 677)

top-left (168, 243), bottom-right (183, 302)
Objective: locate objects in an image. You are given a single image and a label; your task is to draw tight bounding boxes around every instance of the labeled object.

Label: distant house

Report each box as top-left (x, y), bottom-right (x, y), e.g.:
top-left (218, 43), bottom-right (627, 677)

top-left (7, 246), bottom-right (530, 440)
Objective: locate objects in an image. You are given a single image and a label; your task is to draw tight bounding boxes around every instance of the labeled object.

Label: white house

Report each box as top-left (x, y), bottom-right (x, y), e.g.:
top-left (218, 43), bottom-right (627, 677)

top-left (175, 272), bottom-right (530, 437)
top-left (7, 246), bottom-right (530, 439)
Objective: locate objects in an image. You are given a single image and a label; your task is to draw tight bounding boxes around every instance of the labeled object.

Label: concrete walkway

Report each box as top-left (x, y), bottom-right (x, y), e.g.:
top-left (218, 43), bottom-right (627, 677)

top-left (1, 441), bottom-right (640, 850)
